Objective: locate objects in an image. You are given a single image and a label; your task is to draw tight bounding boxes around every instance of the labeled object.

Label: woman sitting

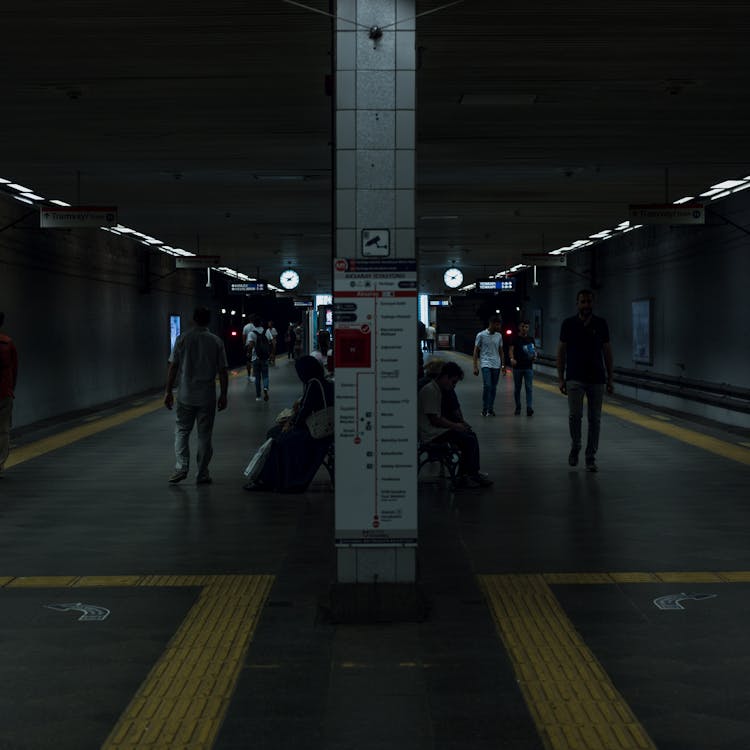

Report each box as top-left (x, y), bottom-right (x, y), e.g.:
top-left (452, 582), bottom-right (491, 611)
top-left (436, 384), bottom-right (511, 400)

top-left (244, 356), bottom-right (334, 493)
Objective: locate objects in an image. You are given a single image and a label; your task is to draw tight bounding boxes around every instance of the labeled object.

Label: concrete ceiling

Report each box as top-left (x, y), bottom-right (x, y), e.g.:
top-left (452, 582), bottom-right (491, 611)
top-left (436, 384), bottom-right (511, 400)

top-left (2, 1), bottom-right (749, 294)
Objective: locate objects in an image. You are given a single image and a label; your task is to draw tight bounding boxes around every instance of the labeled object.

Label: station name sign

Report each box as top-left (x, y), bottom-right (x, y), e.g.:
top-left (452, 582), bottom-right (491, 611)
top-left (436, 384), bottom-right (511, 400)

top-left (40, 205), bottom-right (117, 228)
top-left (628, 203), bottom-right (704, 224)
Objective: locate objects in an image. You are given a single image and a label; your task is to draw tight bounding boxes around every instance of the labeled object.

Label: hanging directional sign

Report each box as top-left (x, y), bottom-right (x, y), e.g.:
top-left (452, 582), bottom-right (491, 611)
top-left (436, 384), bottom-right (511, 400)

top-left (521, 253), bottom-right (567, 267)
top-left (175, 255), bottom-right (220, 269)
top-left (230, 282), bottom-right (266, 293)
top-left (628, 203), bottom-right (704, 224)
top-left (40, 205), bottom-right (117, 228)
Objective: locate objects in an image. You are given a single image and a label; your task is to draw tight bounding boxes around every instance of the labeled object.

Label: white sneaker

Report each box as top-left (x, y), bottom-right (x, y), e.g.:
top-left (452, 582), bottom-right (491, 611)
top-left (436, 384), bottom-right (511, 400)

top-left (255, 396), bottom-right (262, 401)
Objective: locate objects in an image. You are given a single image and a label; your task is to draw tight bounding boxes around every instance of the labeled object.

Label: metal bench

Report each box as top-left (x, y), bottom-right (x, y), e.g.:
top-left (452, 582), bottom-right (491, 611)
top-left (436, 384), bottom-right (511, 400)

top-left (417, 441), bottom-right (461, 488)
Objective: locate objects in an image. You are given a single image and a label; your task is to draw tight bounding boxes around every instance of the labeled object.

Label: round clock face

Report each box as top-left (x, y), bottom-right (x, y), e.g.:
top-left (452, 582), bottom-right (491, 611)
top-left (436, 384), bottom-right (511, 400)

top-left (443, 267), bottom-right (464, 289)
top-left (279, 269), bottom-right (300, 290)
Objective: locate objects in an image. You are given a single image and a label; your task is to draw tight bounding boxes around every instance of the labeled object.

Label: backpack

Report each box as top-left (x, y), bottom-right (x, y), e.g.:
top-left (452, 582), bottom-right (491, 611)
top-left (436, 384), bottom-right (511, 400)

top-left (254, 328), bottom-right (271, 360)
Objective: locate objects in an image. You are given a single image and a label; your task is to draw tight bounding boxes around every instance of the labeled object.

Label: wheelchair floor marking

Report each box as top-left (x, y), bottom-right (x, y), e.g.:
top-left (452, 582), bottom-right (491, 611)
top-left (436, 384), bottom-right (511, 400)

top-left (3, 574), bottom-right (274, 749)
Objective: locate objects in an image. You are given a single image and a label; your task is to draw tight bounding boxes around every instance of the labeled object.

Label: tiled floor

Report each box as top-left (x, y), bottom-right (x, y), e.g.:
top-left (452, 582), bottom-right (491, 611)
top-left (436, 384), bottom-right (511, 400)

top-left (0, 354), bottom-right (748, 749)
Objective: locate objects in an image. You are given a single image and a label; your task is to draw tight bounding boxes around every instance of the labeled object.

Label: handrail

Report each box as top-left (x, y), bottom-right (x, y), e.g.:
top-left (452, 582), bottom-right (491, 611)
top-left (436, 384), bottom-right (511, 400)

top-left (534, 354), bottom-right (750, 414)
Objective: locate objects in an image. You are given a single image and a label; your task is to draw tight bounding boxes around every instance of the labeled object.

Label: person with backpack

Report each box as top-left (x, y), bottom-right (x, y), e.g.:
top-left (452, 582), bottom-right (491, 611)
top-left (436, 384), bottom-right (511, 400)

top-left (247, 314), bottom-right (275, 402)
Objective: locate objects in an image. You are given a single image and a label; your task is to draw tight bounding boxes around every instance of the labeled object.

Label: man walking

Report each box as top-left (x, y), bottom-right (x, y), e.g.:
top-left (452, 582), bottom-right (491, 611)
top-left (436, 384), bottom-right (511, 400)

top-left (164, 307), bottom-right (228, 484)
top-left (509, 319), bottom-right (537, 416)
top-left (472, 315), bottom-right (506, 416)
top-left (247, 314), bottom-right (275, 401)
top-left (556, 289), bottom-right (614, 472)
top-left (0, 312), bottom-right (19, 476)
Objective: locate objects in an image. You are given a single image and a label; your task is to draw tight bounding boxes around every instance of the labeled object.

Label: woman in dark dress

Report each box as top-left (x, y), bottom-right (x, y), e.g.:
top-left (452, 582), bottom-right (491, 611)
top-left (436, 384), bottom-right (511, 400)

top-left (244, 356), bottom-right (334, 492)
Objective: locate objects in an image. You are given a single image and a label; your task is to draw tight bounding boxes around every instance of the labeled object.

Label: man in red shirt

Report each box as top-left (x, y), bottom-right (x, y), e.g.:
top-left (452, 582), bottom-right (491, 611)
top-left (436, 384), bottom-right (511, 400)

top-left (0, 312), bottom-right (19, 475)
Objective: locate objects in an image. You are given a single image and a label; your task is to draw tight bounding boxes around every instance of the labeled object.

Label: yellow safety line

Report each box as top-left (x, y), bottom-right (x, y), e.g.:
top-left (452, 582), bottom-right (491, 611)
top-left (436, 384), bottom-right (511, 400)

top-left (0, 573), bottom-right (274, 749)
top-left (5, 371), bottom-right (246, 470)
top-left (4, 398), bottom-right (164, 469)
top-left (479, 574), bottom-right (657, 750)
top-left (535, 380), bottom-right (750, 466)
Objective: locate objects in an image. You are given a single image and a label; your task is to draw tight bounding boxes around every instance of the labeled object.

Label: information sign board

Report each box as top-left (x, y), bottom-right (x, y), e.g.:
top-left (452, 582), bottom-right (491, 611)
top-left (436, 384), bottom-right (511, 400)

top-left (477, 278), bottom-right (516, 292)
top-left (333, 258), bottom-right (418, 547)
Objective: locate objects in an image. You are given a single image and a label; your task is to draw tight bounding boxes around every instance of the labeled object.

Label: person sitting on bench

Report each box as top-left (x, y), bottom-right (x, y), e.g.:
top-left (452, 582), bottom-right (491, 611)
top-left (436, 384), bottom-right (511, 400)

top-left (244, 356), bottom-right (333, 492)
top-left (417, 361), bottom-right (493, 488)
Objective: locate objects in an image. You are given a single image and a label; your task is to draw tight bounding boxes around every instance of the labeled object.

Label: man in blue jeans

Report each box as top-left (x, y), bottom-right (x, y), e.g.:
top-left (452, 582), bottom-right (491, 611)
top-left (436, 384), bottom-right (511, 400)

top-left (247, 315), bottom-right (275, 401)
top-left (509, 319), bottom-right (536, 416)
top-left (472, 316), bottom-right (506, 416)
top-left (556, 290), bottom-right (614, 472)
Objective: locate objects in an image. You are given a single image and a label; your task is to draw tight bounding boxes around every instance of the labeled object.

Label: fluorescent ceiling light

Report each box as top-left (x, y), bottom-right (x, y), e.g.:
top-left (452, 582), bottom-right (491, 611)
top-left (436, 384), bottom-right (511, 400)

top-left (711, 179), bottom-right (747, 190)
top-left (50, 199), bottom-right (71, 206)
top-left (13, 195), bottom-right (33, 205)
top-left (700, 188), bottom-right (725, 197)
top-left (20, 193), bottom-right (44, 201)
top-left (8, 183), bottom-right (33, 192)
top-left (711, 190), bottom-right (732, 200)
top-left (732, 182), bottom-right (750, 193)
top-left (589, 231), bottom-right (612, 239)
top-left (673, 196), bottom-right (694, 204)
top-left (0, 178), bottom-right (12, 184)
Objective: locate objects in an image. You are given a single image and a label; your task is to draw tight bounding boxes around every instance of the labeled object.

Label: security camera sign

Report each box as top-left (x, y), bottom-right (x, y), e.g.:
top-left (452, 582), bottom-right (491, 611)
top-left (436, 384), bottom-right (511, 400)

top-left (361, 228), bottom-right (390, 256)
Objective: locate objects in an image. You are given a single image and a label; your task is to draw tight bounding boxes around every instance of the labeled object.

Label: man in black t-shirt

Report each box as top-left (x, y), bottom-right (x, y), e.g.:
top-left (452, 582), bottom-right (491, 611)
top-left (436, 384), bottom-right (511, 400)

top-left (509, 320), bottom-right (537, 416)
top-left (556, 290), bottom-right (614, 472)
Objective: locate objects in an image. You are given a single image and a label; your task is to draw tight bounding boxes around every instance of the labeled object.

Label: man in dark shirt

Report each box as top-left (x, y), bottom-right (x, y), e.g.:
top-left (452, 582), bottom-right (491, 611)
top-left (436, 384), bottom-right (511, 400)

top-left (556, 290), bottom-right (614, 472)
top-left (509, 319), bottom-right (537, 416)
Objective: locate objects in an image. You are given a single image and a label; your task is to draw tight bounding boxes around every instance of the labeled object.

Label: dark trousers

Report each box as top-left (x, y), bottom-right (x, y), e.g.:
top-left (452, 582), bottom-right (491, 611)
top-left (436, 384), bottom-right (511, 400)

top-left (431, 428), bottom-right (481, 476)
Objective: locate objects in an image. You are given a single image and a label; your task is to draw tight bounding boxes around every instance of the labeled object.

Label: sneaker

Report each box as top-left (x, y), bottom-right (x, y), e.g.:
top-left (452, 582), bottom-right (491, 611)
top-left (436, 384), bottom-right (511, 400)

top-left (168, 469), bottom-right (188, 484)
top-left (468, 474), bottom-right (493, 487)
top-left (527, 409), bottom-right (534, 417)
top-left (481, 411), bottom-right (488, 417)
top-left (263, 388), bottom-right (269, 402)
top-left (568, 450), bottom-right (579, 467)
top-left (586, 458), bottom-right (598, 473)
top-left (514, 407), bottom-right (521, 415)
top-left (196, 474), bottom-right (212, 485)
top-left (256, 396), bottom-right (262, 402)
top-left (488, 410), bottom-right (496, 416)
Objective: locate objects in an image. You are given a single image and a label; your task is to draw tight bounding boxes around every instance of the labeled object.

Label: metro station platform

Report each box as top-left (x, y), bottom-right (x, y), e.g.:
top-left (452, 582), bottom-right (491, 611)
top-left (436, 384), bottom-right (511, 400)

top-left (1, 353), bottom-right (749, 750)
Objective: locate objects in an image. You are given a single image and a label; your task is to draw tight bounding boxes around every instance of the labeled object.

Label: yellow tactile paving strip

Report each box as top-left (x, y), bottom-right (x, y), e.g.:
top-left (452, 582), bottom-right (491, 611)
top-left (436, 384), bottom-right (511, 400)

top-left (480, 572), bottom-right (750, 749)
top-left (479, 573), bottom-right (658, 750)
top-left (1, 574), bottom-right (274, 749)
top-left (4, 399), bottom-right (164, 469)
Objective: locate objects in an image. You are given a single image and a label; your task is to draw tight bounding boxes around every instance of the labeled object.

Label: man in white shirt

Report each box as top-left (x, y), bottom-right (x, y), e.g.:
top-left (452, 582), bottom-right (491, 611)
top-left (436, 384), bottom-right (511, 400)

top-left (164, 307), bottom-right (228, 484)
top-left (242, 318), bottom-right (256, 381)
top-left (418, 361), bottom-right (492, 487)
top-left (472, 316), bottom-right (506, 417)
